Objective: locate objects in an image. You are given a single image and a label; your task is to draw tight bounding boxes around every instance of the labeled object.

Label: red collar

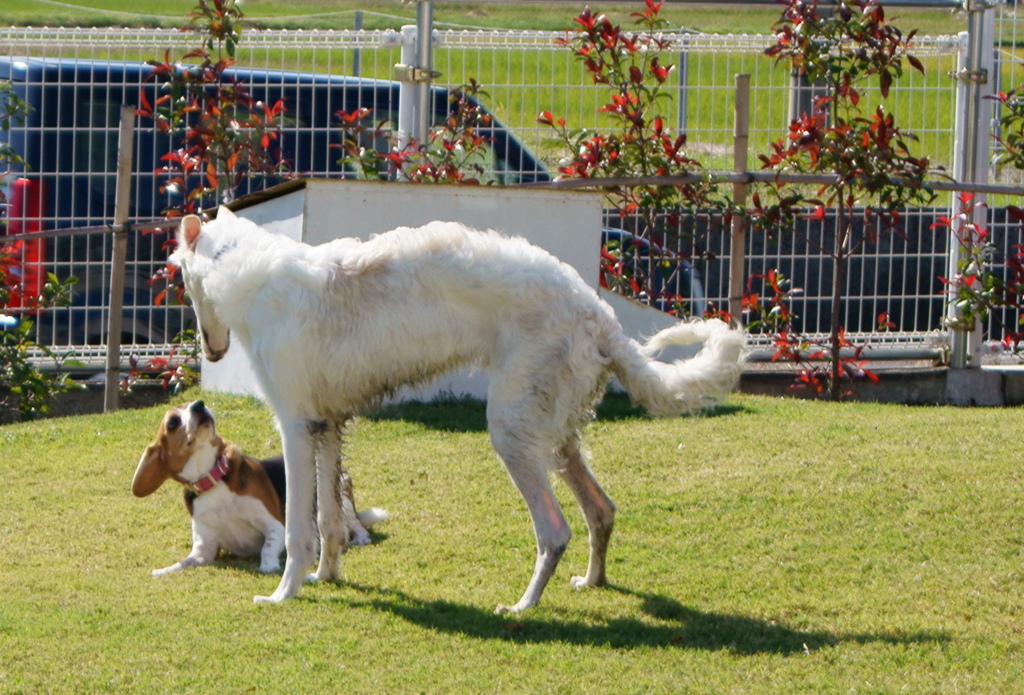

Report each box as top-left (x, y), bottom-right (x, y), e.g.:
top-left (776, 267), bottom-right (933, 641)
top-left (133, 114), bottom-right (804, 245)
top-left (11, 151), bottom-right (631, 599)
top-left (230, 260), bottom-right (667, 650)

top-left (180, 455), bottom-right (230, 495)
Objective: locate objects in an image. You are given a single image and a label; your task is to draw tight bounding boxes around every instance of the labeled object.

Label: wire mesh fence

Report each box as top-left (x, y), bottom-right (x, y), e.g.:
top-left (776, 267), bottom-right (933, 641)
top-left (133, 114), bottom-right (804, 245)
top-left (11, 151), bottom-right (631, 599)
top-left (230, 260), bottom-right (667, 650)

top-left (0, 17), bottom-right (1016, 367)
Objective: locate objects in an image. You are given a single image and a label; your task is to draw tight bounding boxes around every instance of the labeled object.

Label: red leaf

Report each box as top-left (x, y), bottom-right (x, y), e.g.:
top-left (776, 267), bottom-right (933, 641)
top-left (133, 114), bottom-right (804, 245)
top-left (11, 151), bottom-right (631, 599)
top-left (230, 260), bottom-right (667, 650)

top-left (879, 70), bottom-right (892, 98)
top-left (136, 88), bottom-right (153, 117)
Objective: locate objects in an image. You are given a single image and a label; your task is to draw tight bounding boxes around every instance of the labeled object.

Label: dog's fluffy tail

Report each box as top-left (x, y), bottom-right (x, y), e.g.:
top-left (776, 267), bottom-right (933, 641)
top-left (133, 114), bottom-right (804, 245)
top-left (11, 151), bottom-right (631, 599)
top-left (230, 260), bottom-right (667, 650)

top-left (356, 507), bottom-right (388, 528)
top-left (609, 318), bottom-right (745, 417)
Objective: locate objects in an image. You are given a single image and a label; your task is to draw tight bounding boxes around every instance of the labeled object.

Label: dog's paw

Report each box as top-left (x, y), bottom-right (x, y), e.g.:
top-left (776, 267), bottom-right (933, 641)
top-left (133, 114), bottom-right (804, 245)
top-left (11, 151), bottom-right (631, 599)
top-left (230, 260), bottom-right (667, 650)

top-left (306, 566), bottom-right (341, 583)
top-left (494, 600), bottom-right (532, 614)
top-left (347, 528), bottom-right (372, 547)
top-left (258, 562), bottom-right (282, 574)
top-left (254, 588), bottom-right (294, 604)
top-left (151, 565), bottom-right (180, 576)
top-left (253, 594), bottom-right (282, 605)
top-left (570, 574), bottom-right (606, 589)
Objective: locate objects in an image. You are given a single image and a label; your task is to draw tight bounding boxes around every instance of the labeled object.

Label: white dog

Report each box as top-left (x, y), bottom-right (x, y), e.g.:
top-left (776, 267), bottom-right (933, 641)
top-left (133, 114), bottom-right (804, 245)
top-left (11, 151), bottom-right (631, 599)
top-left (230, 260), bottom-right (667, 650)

top-left (171, 207), bottom-right (744, 613)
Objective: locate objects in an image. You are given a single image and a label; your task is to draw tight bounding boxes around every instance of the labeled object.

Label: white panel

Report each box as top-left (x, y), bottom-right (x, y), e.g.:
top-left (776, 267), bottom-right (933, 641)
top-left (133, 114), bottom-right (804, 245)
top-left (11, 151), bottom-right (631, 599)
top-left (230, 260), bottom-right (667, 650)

top-left (203, 179), bottom-right (605, 403)
top-left (299, 180), bottom-right (602, 288)
top-left (230, 187), bottom-right (306, 240)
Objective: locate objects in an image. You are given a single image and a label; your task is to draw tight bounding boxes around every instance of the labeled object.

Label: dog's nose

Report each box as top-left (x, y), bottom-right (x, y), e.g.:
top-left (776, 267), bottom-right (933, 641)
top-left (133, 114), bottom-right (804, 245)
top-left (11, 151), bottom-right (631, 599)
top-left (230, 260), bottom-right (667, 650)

top-left (190, 400), bottom-right (206, 414)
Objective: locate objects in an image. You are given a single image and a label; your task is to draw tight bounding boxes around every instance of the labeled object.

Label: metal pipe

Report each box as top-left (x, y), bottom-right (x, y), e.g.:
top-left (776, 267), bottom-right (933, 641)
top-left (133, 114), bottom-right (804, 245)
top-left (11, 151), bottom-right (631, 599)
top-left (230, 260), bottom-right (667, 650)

top-left (746, 346), bottom-right (949, 363)
top-left (352, 10), bottom-right (363, 78)
top-left (947, 2), bottom-right (995, 369)
top-left (1, 217), bottom-right (171, 244)
top-left (415, 0), bottom-right (435, 148)
top-left (396, 24), bottom-right (418, 155)
top-left (523, 172), bottom-right (1024, 196)
top-left (676, 33), bottom-right (690, 135)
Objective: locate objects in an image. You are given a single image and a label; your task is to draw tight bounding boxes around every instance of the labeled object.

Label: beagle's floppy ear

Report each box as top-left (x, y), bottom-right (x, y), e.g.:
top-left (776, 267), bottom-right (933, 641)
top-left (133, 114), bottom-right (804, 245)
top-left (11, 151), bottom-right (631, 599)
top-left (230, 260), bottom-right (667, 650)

top-left (179, 215), bottom-right (203, 252)
top-left (132, 443), bottom-right (171, 497)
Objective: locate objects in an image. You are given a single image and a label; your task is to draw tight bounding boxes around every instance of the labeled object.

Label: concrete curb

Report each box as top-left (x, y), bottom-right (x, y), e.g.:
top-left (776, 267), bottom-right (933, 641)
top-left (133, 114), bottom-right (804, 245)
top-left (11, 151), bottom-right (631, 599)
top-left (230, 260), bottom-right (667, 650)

top-left (741, 367), bottom-right (1024, 406)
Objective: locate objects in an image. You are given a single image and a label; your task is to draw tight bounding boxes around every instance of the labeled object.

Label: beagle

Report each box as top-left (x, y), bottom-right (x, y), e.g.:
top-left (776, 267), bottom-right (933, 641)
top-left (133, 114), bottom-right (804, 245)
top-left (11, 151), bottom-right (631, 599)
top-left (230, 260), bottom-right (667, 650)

top-left (132, 400), bottom-right (385, 576)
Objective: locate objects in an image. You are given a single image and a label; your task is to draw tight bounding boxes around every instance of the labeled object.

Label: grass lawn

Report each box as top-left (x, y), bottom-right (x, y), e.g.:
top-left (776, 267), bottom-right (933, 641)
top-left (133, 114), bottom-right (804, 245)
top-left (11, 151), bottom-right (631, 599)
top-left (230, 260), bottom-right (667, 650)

top-left (1, 389), bottom-right (1023, 692)
top-left (0, 0), bottom-right (967, 34)
top-left (0, 1), bottom-right (970, 172)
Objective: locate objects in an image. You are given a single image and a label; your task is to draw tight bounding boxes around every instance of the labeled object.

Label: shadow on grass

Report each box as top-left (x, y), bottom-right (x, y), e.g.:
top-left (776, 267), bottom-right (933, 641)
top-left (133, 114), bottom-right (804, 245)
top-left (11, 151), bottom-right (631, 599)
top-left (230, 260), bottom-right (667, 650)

top-left (366, 393), bottom-right (751, 433)
top-left (338, 583), bottom-right (947, 655)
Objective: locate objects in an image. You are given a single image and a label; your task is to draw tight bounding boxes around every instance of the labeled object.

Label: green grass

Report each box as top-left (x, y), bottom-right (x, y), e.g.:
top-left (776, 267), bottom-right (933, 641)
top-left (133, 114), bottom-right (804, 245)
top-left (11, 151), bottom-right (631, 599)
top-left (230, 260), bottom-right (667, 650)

top-left (2, 390), bottom-right (1024, 692)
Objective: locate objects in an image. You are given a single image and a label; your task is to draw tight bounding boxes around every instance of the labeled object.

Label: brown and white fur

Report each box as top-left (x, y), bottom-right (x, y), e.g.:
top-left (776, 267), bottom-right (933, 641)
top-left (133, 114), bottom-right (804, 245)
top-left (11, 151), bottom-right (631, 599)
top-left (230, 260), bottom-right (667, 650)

top-left (171, 208), bottom-right (745, 612)
top-left (132, 400), bottom-right (385, 576)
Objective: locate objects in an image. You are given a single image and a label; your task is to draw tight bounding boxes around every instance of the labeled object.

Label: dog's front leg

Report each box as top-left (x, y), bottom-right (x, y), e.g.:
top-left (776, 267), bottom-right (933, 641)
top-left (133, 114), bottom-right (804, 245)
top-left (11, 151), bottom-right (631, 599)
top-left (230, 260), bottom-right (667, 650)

top-left (153, 527), bottom-right (219, 576)
top-left (254, 421), bottom-right (317, 604)
top-left (259, 520), bottom-right (286, 574)
top-left (151, 554), bottom-right (211, 576)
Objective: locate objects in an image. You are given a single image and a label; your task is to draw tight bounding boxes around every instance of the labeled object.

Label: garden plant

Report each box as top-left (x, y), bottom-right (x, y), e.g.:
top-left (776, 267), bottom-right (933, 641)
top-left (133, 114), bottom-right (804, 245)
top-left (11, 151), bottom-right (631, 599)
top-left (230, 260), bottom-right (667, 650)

top-left (539, 0), bottom-right (725, 318)
top-left (748, 0), bottom-right (937, 400)
top-left (135, 0), bottom-right (292, 217)
top-left (936, 79), bottom-right (1024, 356)
top-left (0, 83), bottom-right (82, 421)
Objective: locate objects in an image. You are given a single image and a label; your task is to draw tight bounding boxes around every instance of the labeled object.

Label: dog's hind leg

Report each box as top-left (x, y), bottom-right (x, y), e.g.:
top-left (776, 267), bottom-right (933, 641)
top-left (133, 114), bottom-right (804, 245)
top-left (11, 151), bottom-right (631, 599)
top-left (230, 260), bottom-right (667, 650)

top-left (340, 471), bottom-right (373, 546)
top-left (255, 420), bottom-right (318, 604)
top-left (557, 436), bottom-right (616, 589)
top-left (488, 411), bottom-right (571, 614)
top-left (311, 420), bottom-right (348, 583)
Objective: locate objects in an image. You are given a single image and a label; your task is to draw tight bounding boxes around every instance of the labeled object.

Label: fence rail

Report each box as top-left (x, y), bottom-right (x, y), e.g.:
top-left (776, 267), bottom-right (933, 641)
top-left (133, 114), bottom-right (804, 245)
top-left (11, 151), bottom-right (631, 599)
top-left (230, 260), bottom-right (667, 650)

top-left (0, 8), bottom-right (1022, 372)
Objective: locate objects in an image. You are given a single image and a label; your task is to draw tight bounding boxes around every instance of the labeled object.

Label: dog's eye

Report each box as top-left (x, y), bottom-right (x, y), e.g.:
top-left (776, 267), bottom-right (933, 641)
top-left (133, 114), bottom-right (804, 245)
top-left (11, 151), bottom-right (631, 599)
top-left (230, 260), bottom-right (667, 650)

top-left (167, 415), bottom-right (182, 431)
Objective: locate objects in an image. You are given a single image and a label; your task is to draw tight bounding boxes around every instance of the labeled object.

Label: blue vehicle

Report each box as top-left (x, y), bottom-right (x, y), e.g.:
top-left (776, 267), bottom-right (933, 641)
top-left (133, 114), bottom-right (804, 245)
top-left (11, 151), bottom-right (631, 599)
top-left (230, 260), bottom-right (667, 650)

top-left (0, 57), bottom-right (550, 347)
top-left (600, 228), bottom-right (706, 317)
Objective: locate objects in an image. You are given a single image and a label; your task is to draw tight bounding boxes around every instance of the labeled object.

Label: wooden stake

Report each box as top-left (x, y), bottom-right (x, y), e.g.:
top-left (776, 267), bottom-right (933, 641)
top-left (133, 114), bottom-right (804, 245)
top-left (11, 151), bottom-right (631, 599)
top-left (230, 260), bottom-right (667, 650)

top-left (103, 104), bottom-right (136, 412)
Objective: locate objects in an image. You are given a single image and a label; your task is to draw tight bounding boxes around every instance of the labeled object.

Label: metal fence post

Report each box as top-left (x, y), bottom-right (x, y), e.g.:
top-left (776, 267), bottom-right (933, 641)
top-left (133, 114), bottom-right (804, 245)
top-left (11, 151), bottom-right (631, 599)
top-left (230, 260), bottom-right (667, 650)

top-left (948, 2), bottom-right (995, 369)
top-left (353, 10), bottom-right (363, 78)
top-left (729, 74), bottom-right (751, 324)
top-left (103, 104), bottom-right (136, 412)
top-left (676, 33), bottom-right (691, 135)
top-left (395, 0), bottom-right (440, 160)
top-left (414, 0), bottom-right (436, 147)
top-left (396, 24), bottom-right (418, 156)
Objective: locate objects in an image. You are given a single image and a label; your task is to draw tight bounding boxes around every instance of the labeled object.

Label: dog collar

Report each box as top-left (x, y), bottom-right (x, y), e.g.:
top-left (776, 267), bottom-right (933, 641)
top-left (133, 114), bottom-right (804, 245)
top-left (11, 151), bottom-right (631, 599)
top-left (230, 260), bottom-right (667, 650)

top-left (184, 455), bottom-right (230, 495)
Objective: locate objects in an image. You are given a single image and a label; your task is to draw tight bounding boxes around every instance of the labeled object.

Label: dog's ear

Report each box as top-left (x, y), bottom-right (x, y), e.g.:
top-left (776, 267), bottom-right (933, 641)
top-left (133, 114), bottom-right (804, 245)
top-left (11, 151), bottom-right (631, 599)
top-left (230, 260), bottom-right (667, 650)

top-left (179, 215), bottom-right (202, 252)
top-left (217, 205), bottom-right (237, 222)
top-left (131, 443), bottom-right (170, 497)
